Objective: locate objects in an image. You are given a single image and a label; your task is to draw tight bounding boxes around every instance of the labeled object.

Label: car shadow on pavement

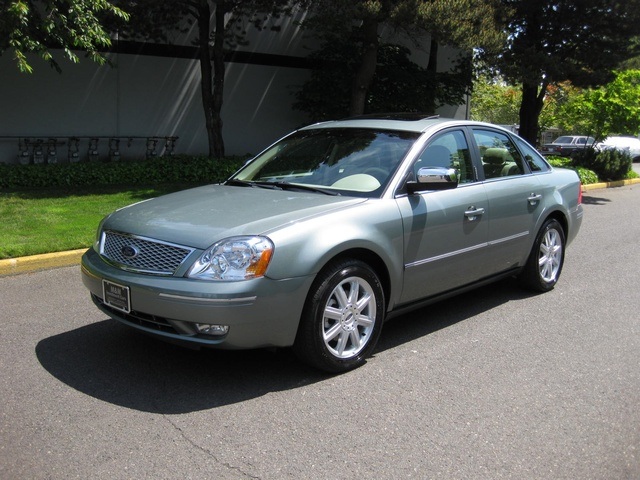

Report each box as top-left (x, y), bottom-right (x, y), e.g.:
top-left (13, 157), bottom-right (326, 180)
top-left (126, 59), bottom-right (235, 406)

top-left (376, 278), bottom-right (532, 353)
top-left (35, 321), bottom-right (326, 414)
top-left (35, 278), bottom-right (535, 414)
top-left (581, 194), bottom-right (612, 205)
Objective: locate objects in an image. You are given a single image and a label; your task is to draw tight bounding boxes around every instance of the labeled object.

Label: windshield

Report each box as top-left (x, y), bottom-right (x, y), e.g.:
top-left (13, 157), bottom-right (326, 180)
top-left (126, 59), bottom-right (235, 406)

top-left (554, 136), bottom-right (574, 144)
top-left (229, 128), bottom-right (419, 197)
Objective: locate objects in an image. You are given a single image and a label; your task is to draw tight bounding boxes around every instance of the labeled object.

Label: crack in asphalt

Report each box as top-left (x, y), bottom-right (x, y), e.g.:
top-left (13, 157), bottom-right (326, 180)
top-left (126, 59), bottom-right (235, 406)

top-left (162, 415), bottom-right (261, 479)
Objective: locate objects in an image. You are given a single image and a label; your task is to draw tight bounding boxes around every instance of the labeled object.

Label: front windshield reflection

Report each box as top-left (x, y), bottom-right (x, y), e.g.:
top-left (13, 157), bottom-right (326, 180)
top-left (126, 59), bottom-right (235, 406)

top-left (230, 128), bottom-right (419, 197)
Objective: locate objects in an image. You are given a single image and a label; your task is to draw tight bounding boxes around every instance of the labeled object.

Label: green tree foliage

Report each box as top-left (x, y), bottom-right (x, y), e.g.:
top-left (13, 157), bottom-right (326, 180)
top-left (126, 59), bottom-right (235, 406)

top-left (469, 76), bottom-right (521, 125)
top-left (619, 38), bottom-right (640, 70)
top-left (297, 0), bottom-right (504, 118)
top-left (586, 70), bottom-right (640, 139)
top-left (1, 0), bottom-right (129, 73)
top-left (539, 82), bottom-right (585, 135)
top-left (481, 1), bottom-right (640, 145)
top-left (295, 41), bottom-right (472, 121)
top-left (473, 70), bottom-right (640, 142)
top-left (545, 71), bottom-right (640, 140)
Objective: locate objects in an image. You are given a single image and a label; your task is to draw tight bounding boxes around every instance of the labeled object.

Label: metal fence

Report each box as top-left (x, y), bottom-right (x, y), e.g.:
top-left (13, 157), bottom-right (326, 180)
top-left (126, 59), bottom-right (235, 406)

top-left (0, 136), bottom-right (179, 165)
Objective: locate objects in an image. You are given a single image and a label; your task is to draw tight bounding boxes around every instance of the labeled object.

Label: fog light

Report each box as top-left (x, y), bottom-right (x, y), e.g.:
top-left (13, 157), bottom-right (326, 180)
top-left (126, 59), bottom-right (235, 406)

top-left (195, 323), bottom-right (229, 336)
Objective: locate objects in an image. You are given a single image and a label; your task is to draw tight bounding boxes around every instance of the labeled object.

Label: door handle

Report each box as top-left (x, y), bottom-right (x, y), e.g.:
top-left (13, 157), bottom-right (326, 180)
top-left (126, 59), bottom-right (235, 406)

top-left (464, 206), bottom-right (485, 221)
top-left (528, 193), bottom-right (542, 205)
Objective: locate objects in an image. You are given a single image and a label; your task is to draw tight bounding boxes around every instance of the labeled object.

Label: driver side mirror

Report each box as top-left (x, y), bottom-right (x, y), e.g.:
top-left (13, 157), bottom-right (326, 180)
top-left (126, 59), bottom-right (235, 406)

top-left (406, 167), bottom-right (459, 194)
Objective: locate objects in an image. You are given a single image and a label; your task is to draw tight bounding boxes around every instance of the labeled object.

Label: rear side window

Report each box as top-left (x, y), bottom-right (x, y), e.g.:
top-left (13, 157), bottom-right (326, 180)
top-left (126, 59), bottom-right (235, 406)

top-left (514, 137), bottom-right (551, 173)
top-left (472, 129), bottom-right (525, 180)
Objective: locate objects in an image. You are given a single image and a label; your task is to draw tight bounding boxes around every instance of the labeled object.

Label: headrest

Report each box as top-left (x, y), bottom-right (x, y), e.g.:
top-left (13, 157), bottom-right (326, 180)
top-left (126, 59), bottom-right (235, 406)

top-left (483, 147), bottom-right (508, 164)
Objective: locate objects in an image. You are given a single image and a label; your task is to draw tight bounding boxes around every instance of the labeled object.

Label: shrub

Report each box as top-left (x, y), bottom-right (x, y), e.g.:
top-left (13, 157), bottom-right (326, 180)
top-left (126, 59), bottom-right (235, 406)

top-left (574, 166), bottom-right (599, 185)
top-left (546, 155), bottom-right (599, 185)
top-left (572, 148), bottom-right (632, 182)
top-left (0, 155), bottom-right (248, 190)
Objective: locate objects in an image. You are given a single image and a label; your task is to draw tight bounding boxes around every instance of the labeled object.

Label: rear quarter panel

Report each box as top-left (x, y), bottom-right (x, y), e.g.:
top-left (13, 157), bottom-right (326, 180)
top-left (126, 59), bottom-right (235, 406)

top-left (531, 168), bottom-right (583, 248)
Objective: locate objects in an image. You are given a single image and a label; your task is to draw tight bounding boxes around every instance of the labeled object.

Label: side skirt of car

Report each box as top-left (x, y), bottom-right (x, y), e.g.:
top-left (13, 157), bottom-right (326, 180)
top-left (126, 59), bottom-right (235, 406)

top-left (385, 266), bottom-right (521, 321)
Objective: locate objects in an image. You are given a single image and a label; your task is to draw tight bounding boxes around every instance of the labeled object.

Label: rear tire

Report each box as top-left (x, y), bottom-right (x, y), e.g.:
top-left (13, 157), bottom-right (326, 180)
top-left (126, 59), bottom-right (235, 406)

top-left (519, 218), bottom-right (566, 292)
top-left (293, 258), bottom-right (385, 373)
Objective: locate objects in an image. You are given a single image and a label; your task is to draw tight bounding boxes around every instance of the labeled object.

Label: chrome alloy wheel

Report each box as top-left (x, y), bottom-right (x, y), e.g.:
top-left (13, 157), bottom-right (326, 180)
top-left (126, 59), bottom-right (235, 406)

top-left (322, 276), bottom-right (377, 359)
top-left (538, 227), bottom-right (563, 283)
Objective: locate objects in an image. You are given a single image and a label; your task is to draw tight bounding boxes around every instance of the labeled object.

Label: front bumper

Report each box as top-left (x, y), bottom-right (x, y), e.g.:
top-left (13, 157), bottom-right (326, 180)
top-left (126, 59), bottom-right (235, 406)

top-left (81, 248), bottom-right (314, 349)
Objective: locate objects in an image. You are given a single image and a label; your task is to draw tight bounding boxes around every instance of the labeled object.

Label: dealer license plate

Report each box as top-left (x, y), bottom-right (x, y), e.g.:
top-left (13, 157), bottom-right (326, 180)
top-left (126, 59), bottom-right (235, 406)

top-left (102, 280), bottom-right (131, 313)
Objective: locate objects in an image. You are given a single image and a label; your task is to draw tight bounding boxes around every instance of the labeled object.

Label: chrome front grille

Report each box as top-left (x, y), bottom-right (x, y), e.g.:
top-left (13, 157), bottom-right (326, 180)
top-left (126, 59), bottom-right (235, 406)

top-left (100, 230), bottom-right (194, 275)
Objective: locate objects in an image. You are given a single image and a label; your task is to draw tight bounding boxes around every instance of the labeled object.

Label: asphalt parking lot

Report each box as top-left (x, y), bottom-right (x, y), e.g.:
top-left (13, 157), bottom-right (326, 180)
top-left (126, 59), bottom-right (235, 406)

top-left (1, 184), bottom-right (639, 479)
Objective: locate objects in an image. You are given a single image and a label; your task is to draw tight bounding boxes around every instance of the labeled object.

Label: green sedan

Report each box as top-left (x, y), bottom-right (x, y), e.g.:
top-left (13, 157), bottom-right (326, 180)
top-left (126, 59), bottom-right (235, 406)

top-left (81, 115), bottom-right (583, 372)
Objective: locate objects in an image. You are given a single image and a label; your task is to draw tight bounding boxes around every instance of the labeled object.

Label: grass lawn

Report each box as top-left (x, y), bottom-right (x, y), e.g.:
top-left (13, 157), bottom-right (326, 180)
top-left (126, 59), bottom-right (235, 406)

top-left (0, 185), bottom-right (192, 259)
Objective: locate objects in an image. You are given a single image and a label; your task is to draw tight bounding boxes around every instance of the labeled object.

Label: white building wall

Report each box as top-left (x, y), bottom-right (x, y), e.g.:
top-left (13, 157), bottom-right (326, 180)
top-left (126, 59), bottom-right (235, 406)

top-left (0, 12), bottom-right (467, 164)
top-left (0, 50), bottom-right (312, 163)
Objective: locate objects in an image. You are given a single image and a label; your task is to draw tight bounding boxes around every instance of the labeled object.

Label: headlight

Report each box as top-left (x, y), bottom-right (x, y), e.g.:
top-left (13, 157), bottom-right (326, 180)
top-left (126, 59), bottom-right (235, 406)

top-left (187, 236), bottom-right (274, 281)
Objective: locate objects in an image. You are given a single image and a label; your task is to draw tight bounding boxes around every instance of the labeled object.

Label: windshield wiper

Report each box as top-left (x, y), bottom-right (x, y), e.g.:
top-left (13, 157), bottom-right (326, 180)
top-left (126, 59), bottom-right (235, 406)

top-left (225, 179), bottom-right (254, 187)
top-left (227, 179), bottom-right (340, 195)
top-left (225, 179), bottom-right (281, 190)
top-left (271, 181), bottom-right (341, 196)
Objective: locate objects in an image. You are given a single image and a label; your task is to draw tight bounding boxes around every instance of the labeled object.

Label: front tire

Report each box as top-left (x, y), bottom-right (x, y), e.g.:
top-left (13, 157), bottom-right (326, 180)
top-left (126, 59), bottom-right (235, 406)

top-left (520, 218), bottom-right (566, 292)
top-left (293, 259), bottom-right (385, 373)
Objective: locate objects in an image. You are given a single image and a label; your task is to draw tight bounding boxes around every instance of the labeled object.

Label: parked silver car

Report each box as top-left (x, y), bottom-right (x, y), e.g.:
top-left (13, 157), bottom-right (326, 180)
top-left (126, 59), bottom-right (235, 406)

top-left (81, 116), bottom-right (583, 372)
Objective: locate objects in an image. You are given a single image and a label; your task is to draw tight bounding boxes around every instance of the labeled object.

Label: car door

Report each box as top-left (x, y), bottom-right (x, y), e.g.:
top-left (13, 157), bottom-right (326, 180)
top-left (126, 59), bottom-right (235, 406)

top-left (396, 129), bottom-right (491, 303)
top-left (472, 128), bottom-right (544, 274)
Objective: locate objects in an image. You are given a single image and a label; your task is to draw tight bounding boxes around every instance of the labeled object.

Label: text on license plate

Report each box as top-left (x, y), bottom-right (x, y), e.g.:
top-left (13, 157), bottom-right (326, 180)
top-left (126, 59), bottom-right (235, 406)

top-left (102, 280), bottom-right (131, 313)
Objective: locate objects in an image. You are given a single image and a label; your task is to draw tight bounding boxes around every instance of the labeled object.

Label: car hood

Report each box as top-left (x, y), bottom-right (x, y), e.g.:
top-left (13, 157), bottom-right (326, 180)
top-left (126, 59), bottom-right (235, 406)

top-left (102, 184), bottom-right (367, 249)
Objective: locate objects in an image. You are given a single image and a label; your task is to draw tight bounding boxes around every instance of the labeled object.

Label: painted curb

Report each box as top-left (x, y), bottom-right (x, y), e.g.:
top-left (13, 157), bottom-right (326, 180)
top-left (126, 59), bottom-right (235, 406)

top-left (0, 248), bottom-right (86, 277)
top-left (582, 177), bottom-right (640, 191)
top-left (0, 178), bottom-right (637, 277)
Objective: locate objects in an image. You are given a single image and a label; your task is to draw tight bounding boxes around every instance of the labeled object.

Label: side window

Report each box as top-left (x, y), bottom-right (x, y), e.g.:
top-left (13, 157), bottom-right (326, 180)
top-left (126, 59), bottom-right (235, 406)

top-left (416, 130), bottom-right (475, 183)
top-left (473, 129), bottom-right (525, 180)
top-left (514, 136), bottom-right (551, 173)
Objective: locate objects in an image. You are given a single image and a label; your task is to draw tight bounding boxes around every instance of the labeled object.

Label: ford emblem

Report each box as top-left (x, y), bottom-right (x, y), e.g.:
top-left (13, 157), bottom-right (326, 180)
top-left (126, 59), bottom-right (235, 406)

top-left (121, 245), bottom-right (139, 259)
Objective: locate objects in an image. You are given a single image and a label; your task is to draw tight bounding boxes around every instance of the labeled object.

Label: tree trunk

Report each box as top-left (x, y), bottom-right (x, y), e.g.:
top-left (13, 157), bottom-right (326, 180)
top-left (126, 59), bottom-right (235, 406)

top-left (518, 80), bottom-right (547, 145)
top-left (197, 2), bottom-right (216, 157)
top-left (424, 37), bottom-right (439, 114)
top-left (349, 18), bottom-right (379, 116)
top-left (211, 0), bottom-right (226, 158)
top-left (196, 0), bottom-right (225, 158)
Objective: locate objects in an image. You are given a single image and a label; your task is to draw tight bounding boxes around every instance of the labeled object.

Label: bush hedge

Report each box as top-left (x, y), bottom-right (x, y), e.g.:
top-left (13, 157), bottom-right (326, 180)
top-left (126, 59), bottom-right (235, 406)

top-left (572, 148), bottom-right (633, 182)
top-left (1, 150), bottom-right (632, 190)
top-left (545, 156), bottom-right (599, 184)
top-left (0, 155), bottom-right (248, 190)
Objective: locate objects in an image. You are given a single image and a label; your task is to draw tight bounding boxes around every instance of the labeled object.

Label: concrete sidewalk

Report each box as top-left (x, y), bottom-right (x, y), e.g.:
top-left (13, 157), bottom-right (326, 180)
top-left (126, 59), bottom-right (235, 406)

top-left (1, 178), bottom-right (638, 277)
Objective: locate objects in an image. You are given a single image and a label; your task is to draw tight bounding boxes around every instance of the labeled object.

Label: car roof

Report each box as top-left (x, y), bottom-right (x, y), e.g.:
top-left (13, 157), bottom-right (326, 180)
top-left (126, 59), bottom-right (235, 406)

top-left (299, 114), bottom-right (506, 134)
top-left (603, 135), bottom-right (640, 142)
top-left (555, 135), bottom-right (591, 139)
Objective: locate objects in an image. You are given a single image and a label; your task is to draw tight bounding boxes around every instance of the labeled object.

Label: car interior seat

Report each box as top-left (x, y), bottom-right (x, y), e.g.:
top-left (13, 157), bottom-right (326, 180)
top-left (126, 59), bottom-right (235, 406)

top-left (482, 147), bottom-right (507, 179)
